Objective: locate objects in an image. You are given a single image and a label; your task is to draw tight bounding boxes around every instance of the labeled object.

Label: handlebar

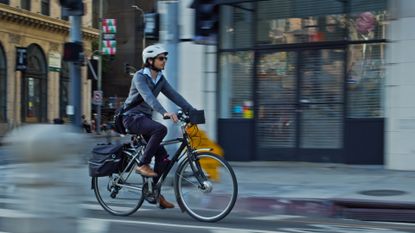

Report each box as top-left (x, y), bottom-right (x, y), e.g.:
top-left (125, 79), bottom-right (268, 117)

top-left (163, 109), bottom-right (205, 125)
top-left (163, 110), bottom-right (190, 123)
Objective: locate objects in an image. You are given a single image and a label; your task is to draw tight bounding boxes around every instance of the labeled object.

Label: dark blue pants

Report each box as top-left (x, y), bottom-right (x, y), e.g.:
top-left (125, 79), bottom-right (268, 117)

top-left (123, 114), bottom-right (169, 176)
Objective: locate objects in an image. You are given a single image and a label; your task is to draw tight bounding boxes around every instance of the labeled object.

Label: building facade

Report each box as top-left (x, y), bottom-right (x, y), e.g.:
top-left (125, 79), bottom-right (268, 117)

top-left (0, 0), bottom-right (98, 134)
top-left (216, 0), bottom-right (388, 164)
top-left (89, 0), bottom-right (157, 124)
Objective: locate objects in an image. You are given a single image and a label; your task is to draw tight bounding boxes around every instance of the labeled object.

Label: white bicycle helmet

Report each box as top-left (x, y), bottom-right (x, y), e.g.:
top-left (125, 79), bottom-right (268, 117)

top-left (142, 44), bottom-right (168, 63)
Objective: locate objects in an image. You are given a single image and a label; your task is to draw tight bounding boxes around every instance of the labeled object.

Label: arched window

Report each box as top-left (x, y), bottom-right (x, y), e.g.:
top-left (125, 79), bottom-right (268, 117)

top-left (22, 44), bottom-right (47, 123)
top-left (0, 43), bottom-right (7, 122)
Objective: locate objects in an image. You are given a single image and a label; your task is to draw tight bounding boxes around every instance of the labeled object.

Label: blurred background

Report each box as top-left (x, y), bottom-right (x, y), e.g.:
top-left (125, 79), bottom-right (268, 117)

top-left (1, 1), bottom-right (415, 232)
top-left (0, 0), bottom-right (412, 170)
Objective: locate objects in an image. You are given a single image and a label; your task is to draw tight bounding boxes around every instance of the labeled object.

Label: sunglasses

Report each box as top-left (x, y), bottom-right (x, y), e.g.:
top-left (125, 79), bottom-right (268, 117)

top-left (156, 56), bottom-right (168, 61)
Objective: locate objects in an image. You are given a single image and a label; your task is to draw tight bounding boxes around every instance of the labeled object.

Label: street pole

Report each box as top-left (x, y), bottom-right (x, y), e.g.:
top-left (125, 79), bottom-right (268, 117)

top-left (96, 0), bottom-right (103, 134)
top-left (69, 15), bottom-right (82, 129)
top-left (132, 5), bottom-right (146, 51)
top-left (161, 1), bottom-right (179, 150)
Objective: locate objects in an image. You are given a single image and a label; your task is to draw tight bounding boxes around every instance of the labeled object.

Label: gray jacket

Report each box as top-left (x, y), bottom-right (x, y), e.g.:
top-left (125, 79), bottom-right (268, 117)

top-left (123, 69), bottom-right (194, 116)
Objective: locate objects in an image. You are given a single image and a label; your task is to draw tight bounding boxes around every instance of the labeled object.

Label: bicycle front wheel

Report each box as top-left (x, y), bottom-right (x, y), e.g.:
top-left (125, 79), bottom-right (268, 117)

top-left (92, 169), bottom-right (145, 216)
top-left (174, 152), bottom-right (238, 222)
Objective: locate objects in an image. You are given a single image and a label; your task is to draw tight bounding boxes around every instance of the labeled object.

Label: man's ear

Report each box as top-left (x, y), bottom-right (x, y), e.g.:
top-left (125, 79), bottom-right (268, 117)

top-left (149, 58), bottom-right (153, 65)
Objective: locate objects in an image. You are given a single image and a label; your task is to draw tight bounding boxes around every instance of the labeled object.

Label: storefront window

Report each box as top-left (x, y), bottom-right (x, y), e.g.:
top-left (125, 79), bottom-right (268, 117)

top-left (349, 0), bottom-right (387, 41)
top-left (257, 51), bottom-right (297, 148)
top-left (219, 51), bottom-right (253, 118)
top-left (300, 49), bottom-right (344, 149)
top-left (348, 43), bottom-right (385, 118)
top-left (22, 44), bottom-right (47, 123)
top-left (220, 3), bottom-right (253, 49)
top-left (256, 0), bottom-right (345, 45)
top-left (0, 44), bottom-right (6, 122)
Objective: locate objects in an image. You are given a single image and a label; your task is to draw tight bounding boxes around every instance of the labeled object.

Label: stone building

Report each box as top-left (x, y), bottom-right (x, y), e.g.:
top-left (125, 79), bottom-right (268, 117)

top-left (0, 0), bottom-right (99, 135)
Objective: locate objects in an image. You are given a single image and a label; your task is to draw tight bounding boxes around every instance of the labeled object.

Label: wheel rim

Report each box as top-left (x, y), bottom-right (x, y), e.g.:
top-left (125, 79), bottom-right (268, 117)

top-left (177, 154), bottom-right (237, 221)
top-left (94, 171), bottom-right (144, 216)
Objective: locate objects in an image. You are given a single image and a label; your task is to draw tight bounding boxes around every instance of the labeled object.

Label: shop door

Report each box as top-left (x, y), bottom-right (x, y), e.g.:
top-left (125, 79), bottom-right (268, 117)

top-left (256, 47), bottom-right (345, 162)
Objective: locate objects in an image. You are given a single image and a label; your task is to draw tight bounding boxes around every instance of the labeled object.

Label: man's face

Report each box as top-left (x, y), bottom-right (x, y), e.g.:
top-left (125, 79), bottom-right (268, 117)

top-left (150, 53), bottom-right (168, 70)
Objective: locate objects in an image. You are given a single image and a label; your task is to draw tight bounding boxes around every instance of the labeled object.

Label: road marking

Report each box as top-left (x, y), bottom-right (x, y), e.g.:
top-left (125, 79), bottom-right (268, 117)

top-left (83, 217), bottom-right (284, 233)
top-left (0, 208), bottom-right (36, 218)
top-left (248, 215), bottom-right (302, 221)
top-left (81, 203), bottom-right (152, 212)
top-left (0, 198), bottom-right (20, 204)
top-left (280, 224), bottom-right (411, 233)
top-left (78, 218), bottom-right (110, 233)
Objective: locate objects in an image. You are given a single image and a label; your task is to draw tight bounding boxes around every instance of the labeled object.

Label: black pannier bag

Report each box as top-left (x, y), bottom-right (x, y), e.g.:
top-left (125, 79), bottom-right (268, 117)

top-left (89, 143), bottom-right (125, 177)
top-left (113, 107), bottom-right (127, 135)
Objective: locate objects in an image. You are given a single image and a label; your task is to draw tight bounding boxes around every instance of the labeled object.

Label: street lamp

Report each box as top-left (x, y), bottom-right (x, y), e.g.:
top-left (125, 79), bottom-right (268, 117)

top-left (131, 5), bottom-right (146, 51)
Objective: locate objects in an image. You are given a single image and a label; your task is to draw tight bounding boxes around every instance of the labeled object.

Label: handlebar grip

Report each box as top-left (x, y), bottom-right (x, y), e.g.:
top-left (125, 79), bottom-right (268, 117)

top-left (163, 115), bottom-right (171, 120)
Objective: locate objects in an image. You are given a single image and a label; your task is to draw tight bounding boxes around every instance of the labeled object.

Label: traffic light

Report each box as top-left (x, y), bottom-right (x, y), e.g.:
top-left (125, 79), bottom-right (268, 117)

top-left (60, 0), bottom-right (84, 17)
top-left (63, 42), bottom-right (83, 62)
top-left (191, 0), bottom-right (219, 44)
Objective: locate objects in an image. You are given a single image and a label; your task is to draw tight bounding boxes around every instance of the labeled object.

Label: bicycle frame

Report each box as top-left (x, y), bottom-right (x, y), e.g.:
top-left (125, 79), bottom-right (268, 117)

top-left (156, 123), bottom-right (212, 190)
top-left (114, 122), bottom-right (212, 194)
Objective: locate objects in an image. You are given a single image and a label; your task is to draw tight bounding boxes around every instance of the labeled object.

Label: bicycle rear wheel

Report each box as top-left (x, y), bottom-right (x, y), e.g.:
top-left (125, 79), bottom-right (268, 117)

top-left (174, 152), bottom-right (238, 222)
top-left (92, 167), bottom-right (144, 216)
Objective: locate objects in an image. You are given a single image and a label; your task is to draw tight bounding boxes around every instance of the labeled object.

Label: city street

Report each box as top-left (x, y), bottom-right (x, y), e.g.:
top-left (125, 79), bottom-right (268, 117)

top-left (1, 193), bottom-right (415, 233)
top-left (1, 144), bottom-right (415, 233)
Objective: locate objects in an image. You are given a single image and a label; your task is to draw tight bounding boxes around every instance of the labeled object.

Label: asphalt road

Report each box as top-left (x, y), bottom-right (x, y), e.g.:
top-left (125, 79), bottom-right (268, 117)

top-left (1, 194), bottom-right (415, 233)
top-left (1, 144), bottom-right (415, 232)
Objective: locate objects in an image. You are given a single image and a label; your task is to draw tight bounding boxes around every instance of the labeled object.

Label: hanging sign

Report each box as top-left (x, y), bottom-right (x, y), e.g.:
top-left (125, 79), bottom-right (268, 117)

top-left (15, 47), bottom-right (27, 71)
top-left (48, 52), bottom-right (62, 72)
top-left (101, 19), bottom-right (117, 55)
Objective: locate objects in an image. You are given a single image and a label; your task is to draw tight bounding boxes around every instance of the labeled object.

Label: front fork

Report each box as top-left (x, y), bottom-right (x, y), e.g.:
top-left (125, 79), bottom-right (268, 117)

top-left (188, 149), bottom-right (212, 189)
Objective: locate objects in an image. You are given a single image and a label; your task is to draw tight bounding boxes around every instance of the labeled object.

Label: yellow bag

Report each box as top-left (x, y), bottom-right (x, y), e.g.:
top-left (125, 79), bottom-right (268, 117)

top-left (186, 125), bottom-right (223, 181)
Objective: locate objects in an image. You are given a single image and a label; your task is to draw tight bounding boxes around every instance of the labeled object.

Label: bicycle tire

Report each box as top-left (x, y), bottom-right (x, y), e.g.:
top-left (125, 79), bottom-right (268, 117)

top-left (174, 152), bottom-right (238, 222)
top-left (92, 161), bottom-right (145, 216)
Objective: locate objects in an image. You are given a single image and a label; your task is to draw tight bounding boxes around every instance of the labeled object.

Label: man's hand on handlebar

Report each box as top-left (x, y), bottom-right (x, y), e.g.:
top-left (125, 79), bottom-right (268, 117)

top-left (163, 112), bottom-right (179, 123)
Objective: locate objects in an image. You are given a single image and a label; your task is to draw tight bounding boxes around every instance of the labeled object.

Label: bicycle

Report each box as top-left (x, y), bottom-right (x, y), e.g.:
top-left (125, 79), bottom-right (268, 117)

top-left (91, 110), bottom-right (238, 222)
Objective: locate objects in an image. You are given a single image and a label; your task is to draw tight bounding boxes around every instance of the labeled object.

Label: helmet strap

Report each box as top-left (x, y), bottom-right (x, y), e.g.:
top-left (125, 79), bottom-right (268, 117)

top-left (150, 64), bottom-right (162, 72)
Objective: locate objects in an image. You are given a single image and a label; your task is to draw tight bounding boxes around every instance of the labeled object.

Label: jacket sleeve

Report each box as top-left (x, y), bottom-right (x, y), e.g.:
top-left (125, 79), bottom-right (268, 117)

top-left (133, 73), bottom-right (168, 115)
top-left (161, 78), bottom-right (195, 113)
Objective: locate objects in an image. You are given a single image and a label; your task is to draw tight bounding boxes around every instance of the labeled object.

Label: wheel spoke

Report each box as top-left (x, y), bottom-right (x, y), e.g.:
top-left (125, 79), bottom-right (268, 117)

top-left (175, 152), bottom-right (238, 222)
top-left (93, 159), bottom-right (145, 216)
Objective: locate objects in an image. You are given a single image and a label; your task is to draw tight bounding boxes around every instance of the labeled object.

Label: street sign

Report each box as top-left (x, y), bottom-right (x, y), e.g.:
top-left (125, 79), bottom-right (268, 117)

top-left (93, 90), bottom-right (103, 105)
top-left (48, 52), bottom-right (62, 72)
top-left (144, 13), bottom-right (159, 40)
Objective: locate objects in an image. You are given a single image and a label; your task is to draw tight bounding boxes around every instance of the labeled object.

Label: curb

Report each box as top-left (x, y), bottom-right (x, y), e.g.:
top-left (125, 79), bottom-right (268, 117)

top-left (234, 196), bottom-right (415, 223)
top-left (332, 199), bottom-right (415, 223)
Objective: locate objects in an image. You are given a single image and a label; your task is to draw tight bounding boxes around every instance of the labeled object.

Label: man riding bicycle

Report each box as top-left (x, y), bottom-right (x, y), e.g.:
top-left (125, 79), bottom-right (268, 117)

top-left (122, 44), bottom-right (195, 209)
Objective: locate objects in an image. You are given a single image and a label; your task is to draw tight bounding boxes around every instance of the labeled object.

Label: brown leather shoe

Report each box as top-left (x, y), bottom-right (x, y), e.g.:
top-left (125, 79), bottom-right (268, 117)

top-left (159, 195), bottom-right (174, 209)
top-left (135, 164), bottom-right (158, 177)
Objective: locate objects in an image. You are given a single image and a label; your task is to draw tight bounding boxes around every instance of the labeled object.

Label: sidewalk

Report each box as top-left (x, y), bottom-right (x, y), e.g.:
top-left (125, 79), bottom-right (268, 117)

top-left (230, 161), bottom-right (415, 222)
top-left (86, 134), bottom-right (415, 222)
